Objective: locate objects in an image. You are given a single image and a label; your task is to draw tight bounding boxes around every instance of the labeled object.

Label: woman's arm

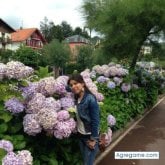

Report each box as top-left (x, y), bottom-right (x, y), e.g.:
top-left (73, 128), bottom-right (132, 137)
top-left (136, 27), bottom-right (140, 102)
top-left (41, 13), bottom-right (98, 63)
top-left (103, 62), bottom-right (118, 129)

top-left (88, 95), bottom-right (100, 141)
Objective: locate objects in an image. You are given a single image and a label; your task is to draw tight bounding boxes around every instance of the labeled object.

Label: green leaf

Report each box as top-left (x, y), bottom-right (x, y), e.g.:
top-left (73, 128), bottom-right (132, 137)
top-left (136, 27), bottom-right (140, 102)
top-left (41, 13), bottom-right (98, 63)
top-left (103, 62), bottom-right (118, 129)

top-left (9, 123), bottom-right (22, 133)
top-left (13, 135), bottom-right (24, 141)
top-left (14, 141), bottom-right (26, 150)
top-left (0, 149), bottom-right (7, 161)
top-left (40, 155), bottom-right (49, 161)
top-left (0, 124), bottom-right (8, 133)
top-left (0, 112), bottom-right (13, 122)
top-left (49, 158), bottom-right (58, 165)
top-left (18, 80), bottom-right (29, 87)
top-left (2, 135), bottom-right (13, 141)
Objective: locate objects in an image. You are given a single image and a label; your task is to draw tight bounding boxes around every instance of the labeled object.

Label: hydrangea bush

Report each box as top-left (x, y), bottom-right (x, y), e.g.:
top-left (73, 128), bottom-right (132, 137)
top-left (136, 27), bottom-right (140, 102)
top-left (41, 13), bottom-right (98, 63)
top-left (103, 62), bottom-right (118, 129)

top-left (0, 140), bottom-right (33, 165)
top-left (0, 61), bottom-right (164, 164)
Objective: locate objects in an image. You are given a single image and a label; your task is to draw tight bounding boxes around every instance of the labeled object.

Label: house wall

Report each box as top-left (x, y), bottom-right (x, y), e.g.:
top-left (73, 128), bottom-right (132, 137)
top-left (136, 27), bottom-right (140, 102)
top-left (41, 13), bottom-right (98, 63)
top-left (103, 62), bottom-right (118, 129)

top-left (0, 32), bottom-right (12, 49)
top-left (10, 42), bottom-right (24, 51)
top-left (69, 42), bottom-right (87, 61)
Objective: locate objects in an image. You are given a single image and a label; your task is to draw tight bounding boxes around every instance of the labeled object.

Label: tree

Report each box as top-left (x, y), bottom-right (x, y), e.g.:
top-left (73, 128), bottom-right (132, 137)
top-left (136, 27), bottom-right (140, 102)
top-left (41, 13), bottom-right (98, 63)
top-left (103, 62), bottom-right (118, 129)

top-left (42, 39), bottom-right (70, 77)
top-left (82, 0), bottom-right (165, 69)
top-left (53, 25), bottom-right (64, 42)
top-left (40, 17), bottom-right (55, 43)
top-left (74, 27), bottom-right (83, 35)
top-left (73, 27), bottom-right (90, 38)
top-left (61, 21), bottom-right (73, 38)
top-left (12, 45), bottom-right (40, 68)
top-left (76, 45), bottom-right (93, 71)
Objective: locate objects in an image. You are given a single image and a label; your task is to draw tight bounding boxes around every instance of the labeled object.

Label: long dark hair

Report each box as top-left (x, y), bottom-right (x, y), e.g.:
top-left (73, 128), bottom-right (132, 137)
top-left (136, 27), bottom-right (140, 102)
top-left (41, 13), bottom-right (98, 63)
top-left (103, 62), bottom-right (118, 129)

top-left (68, 74), bottom-right (92, 99)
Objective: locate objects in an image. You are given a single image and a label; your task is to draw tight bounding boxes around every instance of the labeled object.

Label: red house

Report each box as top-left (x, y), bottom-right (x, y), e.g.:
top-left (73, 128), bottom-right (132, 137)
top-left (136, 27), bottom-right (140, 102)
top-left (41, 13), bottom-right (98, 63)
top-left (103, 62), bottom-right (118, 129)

top-left (65, 35), bottom-right (90, 61)
top-left (11, 28), bottom-right (46, 50)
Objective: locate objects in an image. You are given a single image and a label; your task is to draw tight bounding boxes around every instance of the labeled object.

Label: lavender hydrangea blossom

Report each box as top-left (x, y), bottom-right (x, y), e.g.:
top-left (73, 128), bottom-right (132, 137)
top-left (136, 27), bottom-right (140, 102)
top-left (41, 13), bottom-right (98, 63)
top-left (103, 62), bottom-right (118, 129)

top-left (5, 61), bottom-right (34, 79)
top-left (54, 118), bottom-right (76, 139)
top-left (21, 82), bottom-right (39, 98)
top-left (60, 97), bottom-right (75, 109)
top-left (57, 110), bottom-right (70, 121)
top-left (37, 108), bottom-right (57, 130)
top-left (107, 114), bottom-right (116, 126)
top-left (121, 83), bottom-right (131, 92)
top-left (38, 77), bottom-right (56, 96)
top-left (97, 76), bottom-right (108, 83)
top-left (2, 152), bottom-right (23, 165)
top-left (0, 140), bottom-right (13, 152)
top-left (5, 98), bottom-right (24, 114)
top-left (54, 81), bottom-right (67, 95)
top-left (17, 150), bottom-right (33, 165)
top-left (26, 93), bottom-right (45, 114)
top-left (23, 114), bottom-right (42, 136)
top-left (107, 81), bottom-right (116, 89)
top-left (44, 97), bottom-right (61, 111)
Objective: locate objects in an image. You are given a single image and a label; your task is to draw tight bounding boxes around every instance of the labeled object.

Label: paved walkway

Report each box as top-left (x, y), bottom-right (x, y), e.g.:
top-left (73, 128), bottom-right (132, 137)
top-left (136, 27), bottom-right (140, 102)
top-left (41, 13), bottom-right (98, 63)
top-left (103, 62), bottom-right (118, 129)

top-left (96, 97), bottom-right (165, 165)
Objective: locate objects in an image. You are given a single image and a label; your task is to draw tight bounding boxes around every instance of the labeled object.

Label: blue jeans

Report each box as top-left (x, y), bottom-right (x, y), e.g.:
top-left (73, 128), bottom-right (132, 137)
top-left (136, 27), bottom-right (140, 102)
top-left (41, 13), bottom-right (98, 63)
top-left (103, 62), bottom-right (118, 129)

top-left (79, 136), bottom-right (99, 165)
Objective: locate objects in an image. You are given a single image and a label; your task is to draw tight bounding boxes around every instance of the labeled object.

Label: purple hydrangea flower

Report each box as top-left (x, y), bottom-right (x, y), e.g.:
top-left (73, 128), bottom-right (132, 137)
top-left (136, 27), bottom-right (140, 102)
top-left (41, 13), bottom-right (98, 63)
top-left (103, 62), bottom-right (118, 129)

top-left (17, 150), bottom-right (33, 165)
top-left (37, 108), bottom-right (57, 130)
top-left (21, 82), bottom-right (39, 98)
top-left (44, 97), bottom-right (61, 111)
top-left (121, 83), bottom-right (131, 92)
top-left (38, 77), bottom-right (56, 96)
top-left (5, 61), bottom-right (34, 79)
top-left (2, 152), bottom-right (23, 165)
top-left (60, 97), bottom-right (75, 109)
top-left (0, 140), bottom-right (13, 152)
top-left (57, 110), bottom-right (70, 121)
top-left (54, 118), bottom-right (76, 139)
top-left (107, 114), bottom-right (116, 126)
top-left (23, 114), bottom-right (42, 136)
top-left (54, 81), bottom-right (67, 95)
top-left (5, 98), bottom-right (24, 114)
top-left (26, 93), bottom-right (45, 114)
top-left (96, 76), bottom-right (108, 83)
top-left (107, 81), bottom-right (116, 89)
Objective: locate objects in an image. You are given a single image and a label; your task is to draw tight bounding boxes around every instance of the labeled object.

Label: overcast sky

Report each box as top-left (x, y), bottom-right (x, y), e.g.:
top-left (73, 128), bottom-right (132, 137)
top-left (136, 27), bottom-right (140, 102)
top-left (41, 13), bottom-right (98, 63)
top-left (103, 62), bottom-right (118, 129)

top-left (0, 0), bottom-right (85, 30)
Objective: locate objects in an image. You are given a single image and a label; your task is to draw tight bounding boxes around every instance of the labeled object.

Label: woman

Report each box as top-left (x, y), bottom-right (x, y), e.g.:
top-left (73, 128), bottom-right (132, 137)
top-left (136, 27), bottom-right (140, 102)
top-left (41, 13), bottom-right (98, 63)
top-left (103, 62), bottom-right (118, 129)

top-left (68, 74), bottom-right (100, 165)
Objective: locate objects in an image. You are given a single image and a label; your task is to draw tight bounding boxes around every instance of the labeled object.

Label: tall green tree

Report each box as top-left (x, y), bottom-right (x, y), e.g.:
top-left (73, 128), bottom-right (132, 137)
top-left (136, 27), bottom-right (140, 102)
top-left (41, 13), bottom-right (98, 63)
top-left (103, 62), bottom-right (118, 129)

top-left (61, 21), bottom-right (73, 38)
top-left (76, 45), bottom-right (93, 71)
top-left (82, 0), bottom-right (165, 69)
top-left (42, 39), bottom-right (70, 77)
top-left (40, 17), bottom-right (55, 43)
top-left (73, 27), bottom-right (90, 38)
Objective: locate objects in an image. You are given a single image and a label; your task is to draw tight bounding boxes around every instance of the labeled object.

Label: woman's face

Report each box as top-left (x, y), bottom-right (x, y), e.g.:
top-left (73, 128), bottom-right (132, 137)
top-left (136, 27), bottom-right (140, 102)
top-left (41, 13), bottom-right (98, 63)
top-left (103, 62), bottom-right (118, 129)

top-left (69, 80), bottom-right (85, 94)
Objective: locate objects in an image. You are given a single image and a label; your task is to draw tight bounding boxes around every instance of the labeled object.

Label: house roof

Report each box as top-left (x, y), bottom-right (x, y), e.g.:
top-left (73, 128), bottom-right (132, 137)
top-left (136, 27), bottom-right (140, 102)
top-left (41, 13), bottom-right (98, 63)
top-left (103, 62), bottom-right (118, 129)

top-left (65, 35), bottom-right (90, 44)
top-left (11, 28), bottom-right (46, 43)
top-left (0, 18), bottom-right (16, 32)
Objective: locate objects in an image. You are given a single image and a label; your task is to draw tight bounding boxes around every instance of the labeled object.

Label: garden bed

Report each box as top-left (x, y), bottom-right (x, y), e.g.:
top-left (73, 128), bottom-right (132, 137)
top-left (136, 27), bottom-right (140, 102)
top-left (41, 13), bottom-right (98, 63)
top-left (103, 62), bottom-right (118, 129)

top-left (95, 94), bottom-right (165, 164)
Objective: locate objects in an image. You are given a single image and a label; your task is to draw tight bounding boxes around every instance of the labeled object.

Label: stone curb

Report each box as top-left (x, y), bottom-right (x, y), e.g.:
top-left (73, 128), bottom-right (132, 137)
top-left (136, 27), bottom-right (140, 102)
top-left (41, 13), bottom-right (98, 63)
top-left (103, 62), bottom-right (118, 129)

top-left (95, 94), bottom-right (165, 164)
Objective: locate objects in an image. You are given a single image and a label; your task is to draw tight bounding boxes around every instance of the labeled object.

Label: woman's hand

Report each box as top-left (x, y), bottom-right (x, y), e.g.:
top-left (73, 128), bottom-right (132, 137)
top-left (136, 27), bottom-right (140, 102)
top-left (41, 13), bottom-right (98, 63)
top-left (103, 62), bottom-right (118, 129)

top-left (87, 140), bottom-right (97, 150)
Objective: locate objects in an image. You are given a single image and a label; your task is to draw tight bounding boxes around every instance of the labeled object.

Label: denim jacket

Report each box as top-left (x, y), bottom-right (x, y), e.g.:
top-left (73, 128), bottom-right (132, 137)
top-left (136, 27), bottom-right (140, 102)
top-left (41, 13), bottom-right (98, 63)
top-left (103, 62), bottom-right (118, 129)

top-left (76, 91), bottom-right (100, 140)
